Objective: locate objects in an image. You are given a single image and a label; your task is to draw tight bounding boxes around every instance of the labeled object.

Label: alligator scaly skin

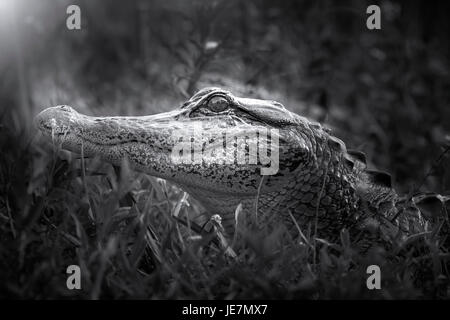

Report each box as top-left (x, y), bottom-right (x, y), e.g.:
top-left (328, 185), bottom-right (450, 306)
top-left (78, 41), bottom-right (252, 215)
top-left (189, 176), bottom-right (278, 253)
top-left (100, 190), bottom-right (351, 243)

top-left (35, 87), bottom-right (431, 246)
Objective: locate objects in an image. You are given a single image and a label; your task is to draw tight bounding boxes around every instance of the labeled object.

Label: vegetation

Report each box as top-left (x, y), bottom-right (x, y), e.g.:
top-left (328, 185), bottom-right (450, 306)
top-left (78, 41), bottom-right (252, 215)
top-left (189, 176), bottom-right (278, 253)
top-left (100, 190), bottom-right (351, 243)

top-left (0, 0), bottom-right (449, 299)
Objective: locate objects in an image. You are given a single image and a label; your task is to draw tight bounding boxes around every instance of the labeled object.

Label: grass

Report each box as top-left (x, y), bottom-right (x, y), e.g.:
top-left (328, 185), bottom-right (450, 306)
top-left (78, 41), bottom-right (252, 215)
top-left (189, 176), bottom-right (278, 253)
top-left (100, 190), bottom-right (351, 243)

top-left (0, 109), bottom-right (449, 300)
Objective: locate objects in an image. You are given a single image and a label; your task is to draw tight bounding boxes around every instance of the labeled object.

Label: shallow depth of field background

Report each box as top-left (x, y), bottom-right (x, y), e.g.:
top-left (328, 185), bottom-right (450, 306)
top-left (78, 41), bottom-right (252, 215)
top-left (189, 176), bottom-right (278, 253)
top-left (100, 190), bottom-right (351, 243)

top-left (0, 0), bottom-right (450, 299)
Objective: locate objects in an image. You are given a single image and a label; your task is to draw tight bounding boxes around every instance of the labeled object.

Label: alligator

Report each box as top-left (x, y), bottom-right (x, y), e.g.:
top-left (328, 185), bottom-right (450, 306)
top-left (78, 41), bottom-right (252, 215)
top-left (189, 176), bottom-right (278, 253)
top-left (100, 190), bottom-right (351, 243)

top-left (34, 87), bottom-right (448, 249)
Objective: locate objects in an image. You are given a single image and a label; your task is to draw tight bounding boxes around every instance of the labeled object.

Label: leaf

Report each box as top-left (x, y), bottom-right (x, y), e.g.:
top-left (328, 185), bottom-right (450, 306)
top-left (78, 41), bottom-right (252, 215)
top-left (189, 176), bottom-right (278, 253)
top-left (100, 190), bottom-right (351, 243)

top-left (413, 193), bottom-right (445, 220)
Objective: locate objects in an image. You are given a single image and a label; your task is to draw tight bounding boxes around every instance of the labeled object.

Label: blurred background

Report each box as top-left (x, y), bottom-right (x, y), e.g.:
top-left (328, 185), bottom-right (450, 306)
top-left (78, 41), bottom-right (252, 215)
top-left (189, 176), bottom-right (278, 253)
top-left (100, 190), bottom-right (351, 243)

top-left (1, 0), bottom-right (450, 299)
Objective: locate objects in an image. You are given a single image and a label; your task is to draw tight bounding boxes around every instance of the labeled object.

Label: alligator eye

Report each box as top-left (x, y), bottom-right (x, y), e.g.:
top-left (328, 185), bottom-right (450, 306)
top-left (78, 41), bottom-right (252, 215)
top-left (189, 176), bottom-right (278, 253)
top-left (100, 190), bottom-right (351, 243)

top-left (207, 96), bottom-right (229, 113)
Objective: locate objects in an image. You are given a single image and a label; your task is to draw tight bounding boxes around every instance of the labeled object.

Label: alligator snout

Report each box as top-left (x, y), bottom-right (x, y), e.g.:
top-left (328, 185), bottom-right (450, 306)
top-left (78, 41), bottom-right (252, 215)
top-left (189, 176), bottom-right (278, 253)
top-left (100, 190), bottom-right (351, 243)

top-left (35, 105), bottom-right (78, 135)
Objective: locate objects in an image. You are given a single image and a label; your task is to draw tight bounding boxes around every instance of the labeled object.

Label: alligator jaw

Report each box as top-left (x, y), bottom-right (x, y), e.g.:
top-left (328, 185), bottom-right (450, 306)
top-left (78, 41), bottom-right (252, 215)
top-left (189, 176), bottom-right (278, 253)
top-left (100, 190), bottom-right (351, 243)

top-left (35, 105), bottom-right (190, 180)
top-left (34, 104), bottom-right (271, 197)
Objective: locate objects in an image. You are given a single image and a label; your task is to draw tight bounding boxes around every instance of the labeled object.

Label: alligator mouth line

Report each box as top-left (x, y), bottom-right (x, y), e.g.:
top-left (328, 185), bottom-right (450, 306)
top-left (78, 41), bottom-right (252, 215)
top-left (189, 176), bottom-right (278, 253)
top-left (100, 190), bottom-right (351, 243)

top-left (44, 130), bottom-right (169, 161)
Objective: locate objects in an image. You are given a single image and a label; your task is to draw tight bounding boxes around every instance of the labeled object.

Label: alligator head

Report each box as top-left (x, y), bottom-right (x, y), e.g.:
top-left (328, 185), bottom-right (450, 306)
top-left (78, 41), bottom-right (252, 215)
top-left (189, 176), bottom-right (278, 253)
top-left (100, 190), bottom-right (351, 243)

top-left (35, 87), bottom-right (400, 237)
